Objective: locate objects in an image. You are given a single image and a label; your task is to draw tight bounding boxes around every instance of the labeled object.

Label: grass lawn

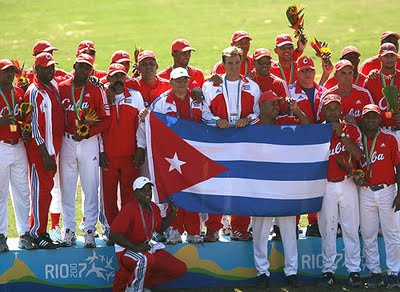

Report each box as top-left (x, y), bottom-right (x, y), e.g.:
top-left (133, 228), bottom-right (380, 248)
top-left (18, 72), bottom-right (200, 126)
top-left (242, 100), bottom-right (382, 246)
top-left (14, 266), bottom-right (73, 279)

top-left (1, 0), bottom-right (399, 238)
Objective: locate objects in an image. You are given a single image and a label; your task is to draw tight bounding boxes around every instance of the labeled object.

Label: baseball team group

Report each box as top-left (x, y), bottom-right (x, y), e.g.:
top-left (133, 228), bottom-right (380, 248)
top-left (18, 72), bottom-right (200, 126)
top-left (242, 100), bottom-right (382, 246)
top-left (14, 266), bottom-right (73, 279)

top-left (1, 29), bottom-right (400, 291)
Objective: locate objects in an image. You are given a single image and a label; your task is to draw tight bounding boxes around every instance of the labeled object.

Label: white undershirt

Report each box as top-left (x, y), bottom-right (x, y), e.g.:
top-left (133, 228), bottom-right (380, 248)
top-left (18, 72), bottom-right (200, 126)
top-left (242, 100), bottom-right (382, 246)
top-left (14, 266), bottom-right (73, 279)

top-left (226, 79), bottom-right (240, 115)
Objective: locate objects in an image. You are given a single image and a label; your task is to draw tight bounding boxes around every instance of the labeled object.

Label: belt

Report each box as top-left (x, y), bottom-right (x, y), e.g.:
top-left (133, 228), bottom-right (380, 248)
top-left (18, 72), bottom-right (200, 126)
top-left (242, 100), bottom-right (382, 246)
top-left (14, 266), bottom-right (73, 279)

top-left (64, 133), bottom-right (74, 139)
top-left (381, 126), bottom-right (400, 132)
top-left (1, 139), bottom-right (21, 145)
top-left (369, 184), bottom-right (391, 192)
top-left (327, 176), bottom-right (346, 183)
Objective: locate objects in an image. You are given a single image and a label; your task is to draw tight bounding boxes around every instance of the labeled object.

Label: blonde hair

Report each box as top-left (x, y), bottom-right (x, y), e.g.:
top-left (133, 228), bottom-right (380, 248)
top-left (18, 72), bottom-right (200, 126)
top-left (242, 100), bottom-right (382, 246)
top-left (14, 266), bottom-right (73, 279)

top-left (222, 46), bottom-right (243, 64)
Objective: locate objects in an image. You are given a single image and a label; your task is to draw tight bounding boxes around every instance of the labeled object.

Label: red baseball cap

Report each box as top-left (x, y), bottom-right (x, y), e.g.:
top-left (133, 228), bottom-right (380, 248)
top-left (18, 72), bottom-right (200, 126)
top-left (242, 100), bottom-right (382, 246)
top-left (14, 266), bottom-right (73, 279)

top-left (275, 34), bottom-right (294, 47)
top-left (252, 48), bottom-right (271, 60)
top-left (32, 40), bottom-right (58, 56)
top-left (259, 90), bottom-right (283, 103)
top-left (335, 60), bottom-right (354, 72)
top-left (322, 94), bottom-right (341, 106)
top-left (111, 50), bottom-right (131, 64)
top-left (231, 30), bottom-right (252, 44)
top-left (0, 59), bottom-right (16, 71)
top-left (171, 39), bottom-right (195, 52)
top-left (137, 50), bottom-right (157, 64)
top-left (107, 63), bottom-right (127, 76)
top-left (379, 43), bottom-right (398, 56)
top-left (75, 53), bottom-right (94, 67)
top-left (77, 40), bottom-right (96, 54)
top-left (380, 31), bottom-right (400, 43)
top-left (362, 104), bottom-right (381, 116)
top-left (297, 56), bottom-right (315, 71)
top-left (34, 53), bottom-right (58, 68)
top-left (340, 46), bottom-right (361, 58)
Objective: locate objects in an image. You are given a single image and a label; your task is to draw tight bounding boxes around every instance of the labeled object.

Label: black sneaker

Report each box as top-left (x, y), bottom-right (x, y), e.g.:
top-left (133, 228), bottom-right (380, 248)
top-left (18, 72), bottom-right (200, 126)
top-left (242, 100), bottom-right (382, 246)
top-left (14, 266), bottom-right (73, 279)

top-left (286, 274), bottom-right (299, 287)
top-left (387, 274), bottom-right (400, 288)
top-left (348, 272), bottom-right (363, 288)
top-left (305, 222), bottom-right (321, 237)
top-left (0, 234), bottom-right (8, 252)
top-left (271, 225), bottom-right (281, 240)
top-left (366, 273), bottom-right (384, 288)
top-left (320, 272), bottom-right (335, 287)
top-left (35, 233), bottom-right (60, 249)
top-left (256, 273), bottom-right (269, 289)
top-left (18, 232), bottom-right (38, 250)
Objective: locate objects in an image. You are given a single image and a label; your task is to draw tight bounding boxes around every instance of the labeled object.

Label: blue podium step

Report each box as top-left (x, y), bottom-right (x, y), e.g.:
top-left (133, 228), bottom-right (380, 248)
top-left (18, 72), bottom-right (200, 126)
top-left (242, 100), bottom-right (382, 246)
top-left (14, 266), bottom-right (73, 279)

top-left (0, 234), bottom-right (388, 291)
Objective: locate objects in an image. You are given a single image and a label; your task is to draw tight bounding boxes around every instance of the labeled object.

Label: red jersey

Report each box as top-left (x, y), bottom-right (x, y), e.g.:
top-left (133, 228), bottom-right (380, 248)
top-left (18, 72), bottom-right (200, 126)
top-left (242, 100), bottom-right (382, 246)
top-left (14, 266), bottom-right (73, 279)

top-left (158, 65), bottom-right (204, 91)
top-left (134, 76), bottom-right (171, 107)
top-left (327, 121), bottom-right (362, 180)
top-left (58, 78), bottom-right (110, 136)
top-left (324, 72), bottom-right (367, 89)
top-left (360, 55), bottom-right (400, 76)
top-left (110, 199), bottom-right (162, 246)
top-left (212, 56), bottom-right (254, 77)
top-left (269, 61), bottom-right (298, 86)
top-left (102, 87), bottom-right (145, 158)
top-left (24, 77), bottom-right (65, 157)
top-left (364, 70), bottom-right (400, 127)
top-left (360, 131), bottom-right (400, 186)
top-left (0, 86), bottom-right (25, 141)
top-left (318, 85), bottom-right (374, 123)
top-left (251, 71), bottom-right (289, 96)
top-left (23, 68), bottom-right (72, 86)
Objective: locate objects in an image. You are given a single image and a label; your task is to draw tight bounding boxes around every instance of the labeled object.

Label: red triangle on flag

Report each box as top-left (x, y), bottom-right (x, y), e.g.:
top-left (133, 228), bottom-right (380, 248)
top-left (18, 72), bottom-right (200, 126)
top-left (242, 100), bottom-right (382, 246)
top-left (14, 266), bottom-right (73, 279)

top-left (148, 113), bottom-right (227, 202)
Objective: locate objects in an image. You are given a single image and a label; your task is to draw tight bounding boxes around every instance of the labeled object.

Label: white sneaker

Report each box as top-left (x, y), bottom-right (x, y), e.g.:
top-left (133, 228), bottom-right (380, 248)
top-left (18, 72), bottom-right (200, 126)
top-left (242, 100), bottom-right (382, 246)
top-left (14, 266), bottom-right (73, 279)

top-left (166, 229), bottom-right (182, 245)
top-left (186, 234), bottom-right (203, 244)
top-left (60, 229), bottom-right (76, 247)
top-left (49, 225), bottom-right (63, 242)
top-left (84, 230), bottom-right (96, 248)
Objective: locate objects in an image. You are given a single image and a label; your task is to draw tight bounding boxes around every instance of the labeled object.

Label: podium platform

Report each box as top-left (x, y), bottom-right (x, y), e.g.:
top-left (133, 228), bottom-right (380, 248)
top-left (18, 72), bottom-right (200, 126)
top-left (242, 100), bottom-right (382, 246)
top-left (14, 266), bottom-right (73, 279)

top-left (0, 234), bottom-right (388, 291)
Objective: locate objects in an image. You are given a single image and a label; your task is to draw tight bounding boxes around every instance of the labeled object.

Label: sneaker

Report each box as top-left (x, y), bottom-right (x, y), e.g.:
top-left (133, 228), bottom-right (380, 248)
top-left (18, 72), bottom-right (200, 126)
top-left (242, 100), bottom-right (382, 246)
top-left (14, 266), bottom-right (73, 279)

top-left (256, 273), bottom-right (269, 289)
top-left (387, 274), bottom-right (400, 288)
top-left (186, 234), bottom-right (203, 244)
top-left (320, 272), bottom-right (335, 287)
top-left (272, 225), bottom-right (281, 240)
top-left (60, 229), bottom-right (77, 247)
top-left (152, 232), bottom-right (167, 242)
top-left (305, 222), bottom-right (321, 237)
top-left (230, 230), bottom-right (252, 241)
top-left (0, 234), bottom-right (9, 252)
top-left (49, 225), bottom-right (63, 242)
top-left (35, 233), bottom-right (60, 249)
top-left (166, 229), bottom-right (182, 245)
top-left (84, 230), bottom-right (96, 248)
top-left (286, 274), bottom-right (299, 288)
top-left (366, 273), bottom-right (384, 288)
top-left (203, 230), bottom-right (219, 242)
top-left (348, 272), bottom-right (363, 288)
top-left (18, 232), bottom-right (38, 250)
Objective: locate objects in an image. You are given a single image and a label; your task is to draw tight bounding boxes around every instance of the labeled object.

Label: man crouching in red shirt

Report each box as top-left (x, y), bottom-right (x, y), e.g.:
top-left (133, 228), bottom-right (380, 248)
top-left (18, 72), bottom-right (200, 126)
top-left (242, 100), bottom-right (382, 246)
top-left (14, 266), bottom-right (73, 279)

top-left (110, 177), bottom-right (187, 291)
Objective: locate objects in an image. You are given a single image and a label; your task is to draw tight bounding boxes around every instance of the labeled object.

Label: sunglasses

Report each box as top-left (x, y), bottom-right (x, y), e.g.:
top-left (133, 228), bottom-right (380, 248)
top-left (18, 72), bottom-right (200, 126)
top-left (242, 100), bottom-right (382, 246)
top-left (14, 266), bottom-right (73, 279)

top-left (279, 45), bottom-right (294, 51)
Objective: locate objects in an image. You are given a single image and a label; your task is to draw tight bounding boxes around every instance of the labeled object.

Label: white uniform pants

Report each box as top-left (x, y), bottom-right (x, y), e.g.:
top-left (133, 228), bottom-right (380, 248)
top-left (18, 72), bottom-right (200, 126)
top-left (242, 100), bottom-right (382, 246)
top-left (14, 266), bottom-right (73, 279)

top-left (0, 141), bottom-right (30, 236)
top-left (318, 178), bottom-right (361, 273)
top-left (49, 159), bottom-right (61, 214)
top-left (252, 216), bottom-right (298, 276)
top-left (60, 135), bottom-right (99, 232)
top-left (360, 184), bottom-right (400, 274)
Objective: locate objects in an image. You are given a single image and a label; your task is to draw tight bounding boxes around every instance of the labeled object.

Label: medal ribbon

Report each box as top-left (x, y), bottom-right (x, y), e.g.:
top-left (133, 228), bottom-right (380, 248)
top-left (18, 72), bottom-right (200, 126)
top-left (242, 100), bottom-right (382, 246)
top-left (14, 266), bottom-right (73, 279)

top-left (224, 78), bottom-right (242, 118)
top-left (138, 204), bottom-right (154, 241)
top-left (0, 86), bottom-right (16, 119)
top-left (278, 63), bottom-right (294, 85)
top-left (380, 72), bottom-right (395, 88)
top-left (363, 131), bottom-right (379, 172)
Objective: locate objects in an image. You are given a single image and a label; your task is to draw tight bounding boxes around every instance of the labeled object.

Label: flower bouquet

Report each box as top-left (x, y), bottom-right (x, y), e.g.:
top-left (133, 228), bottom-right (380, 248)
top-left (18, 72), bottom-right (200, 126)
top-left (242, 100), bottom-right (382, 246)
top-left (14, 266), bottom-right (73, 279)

top-left (286, 4), bottom-right (306, 44)
top-left (131, 46), bottom-right (143, 78)
top-left (310, 38), bottom-right (332, 64)
top-left (11, 59), bottom-right (30, 89)
top-left (336, 154), bottom-right (370, 185)
top-left (17, 102), bottom-right (34, 134)
top-left (74, 108), bottom-right (100, 138)
top-left (382, 86), bottom-right (400, 129)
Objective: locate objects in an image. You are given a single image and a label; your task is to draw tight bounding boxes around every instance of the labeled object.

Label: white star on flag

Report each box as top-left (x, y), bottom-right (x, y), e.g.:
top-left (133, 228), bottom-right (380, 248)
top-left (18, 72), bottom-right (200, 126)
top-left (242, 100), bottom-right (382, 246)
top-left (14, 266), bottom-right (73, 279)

top-left (165, 153), bottom-right (186, 174)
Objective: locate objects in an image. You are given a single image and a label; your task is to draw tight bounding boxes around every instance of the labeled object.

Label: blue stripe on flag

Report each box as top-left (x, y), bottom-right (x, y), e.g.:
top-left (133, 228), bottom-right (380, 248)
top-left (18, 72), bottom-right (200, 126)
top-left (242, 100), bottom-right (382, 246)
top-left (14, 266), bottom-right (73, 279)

top-left (171, 193), bottom-right (323, 216)
top-left (154, 112), bottom-right (332, 145)
top-left (216, 161), bottom-right (328, 181)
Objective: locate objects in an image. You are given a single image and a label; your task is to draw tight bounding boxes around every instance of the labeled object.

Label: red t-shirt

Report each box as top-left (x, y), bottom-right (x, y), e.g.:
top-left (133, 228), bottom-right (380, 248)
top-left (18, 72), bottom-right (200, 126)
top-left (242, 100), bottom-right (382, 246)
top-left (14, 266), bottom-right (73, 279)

top-left (360, 131), bottom-right (400, 186)
top-left (269, 61), bottom-right (298, 86)
top-left (327, 121), bottom-right (362, 180)
top-left (59, 78), bottom-right (110, 136)
top-left (158, 65), bottom-right (204, 91)
top-left (324, 73), bottom-right (367, 89)
top-left (110, 199), bottom-right (162, 246)
top-left (360, 55), bottom-right (400, 76)
top-left (134, 76), bottom-right (171, 107)
top-left (364, 70), bottom-right (400, 127)
top-left (0, 86), bottom-right (25, 140)
top-left (251, 72), bottom-right (288, 96)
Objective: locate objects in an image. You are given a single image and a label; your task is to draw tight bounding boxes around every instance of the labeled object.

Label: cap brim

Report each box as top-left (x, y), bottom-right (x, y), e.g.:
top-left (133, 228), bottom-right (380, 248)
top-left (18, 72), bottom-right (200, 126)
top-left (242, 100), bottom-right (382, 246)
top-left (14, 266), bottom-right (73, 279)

top-left (362, 109), bottom-right (381, 116)
top-left (0, 64), bottom-right (16, 71)
top-left (380, 51), bottom-right (398, 57)
top-left (336, 64), bottom-right (354, 72)
top-left (115, 58), bottom-right (132, 63)
top-left (276, 41), bottom-right (294, 47)
top-left (232, 36), bottom-right (252, 43)
top-left (341, 51), bottom-right (361, 58)
top-left (298, 65), bottom-right (315, 71)
top-left (180, 46), bottom-right (195, 52)
top-left (254, 54), bottom-right (271, 60)
top-left (171, 75), bottom-right (190, 80)
top-left (43, 46), bottom-right (59, 52)
top-left (40, 60), bottom-right (58, 67)
top-left (75, 60), bottom-right (93, 67)
top-left (108, 70), bottom-right (127, 76)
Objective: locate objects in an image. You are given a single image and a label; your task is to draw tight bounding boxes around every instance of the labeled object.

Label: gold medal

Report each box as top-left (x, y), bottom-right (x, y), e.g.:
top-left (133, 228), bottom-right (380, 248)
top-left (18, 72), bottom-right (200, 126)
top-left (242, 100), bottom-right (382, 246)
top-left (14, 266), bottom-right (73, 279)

top-left (10, 124), bottom-right (17, 132)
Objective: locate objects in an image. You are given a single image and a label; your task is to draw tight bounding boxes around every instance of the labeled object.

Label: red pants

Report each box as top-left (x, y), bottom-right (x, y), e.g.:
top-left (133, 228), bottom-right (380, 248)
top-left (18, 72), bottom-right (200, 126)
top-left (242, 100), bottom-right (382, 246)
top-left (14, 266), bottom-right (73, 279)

top-left (296, 213), bottom-right (318, 225)
top-left (206, 214), bottom-right (250, 233)
top-left (113, 249), bottom-right (187, 291)
top-left (171, 208), bottom-right (201, 235)
top-left (29, 156), bottom-right (56, 237)
top-left (102, 156), bottom-right (139, 225)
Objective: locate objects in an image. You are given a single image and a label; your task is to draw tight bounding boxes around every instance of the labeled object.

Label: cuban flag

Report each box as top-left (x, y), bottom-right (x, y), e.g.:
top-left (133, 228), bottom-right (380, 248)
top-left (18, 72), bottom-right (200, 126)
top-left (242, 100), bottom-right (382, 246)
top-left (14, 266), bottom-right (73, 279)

top-left (145, 113), bottom-right (332, 217)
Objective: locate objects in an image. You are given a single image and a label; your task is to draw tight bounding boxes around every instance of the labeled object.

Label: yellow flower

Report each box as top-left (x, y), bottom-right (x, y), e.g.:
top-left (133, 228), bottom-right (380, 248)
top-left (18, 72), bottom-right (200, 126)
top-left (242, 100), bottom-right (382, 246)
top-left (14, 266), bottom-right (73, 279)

top-left (320, 47), bottom-right (331, 54)
top-left (76, 124), bottom-right (90, 137)
top-left (23, 123), bottom-right (32, 133)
